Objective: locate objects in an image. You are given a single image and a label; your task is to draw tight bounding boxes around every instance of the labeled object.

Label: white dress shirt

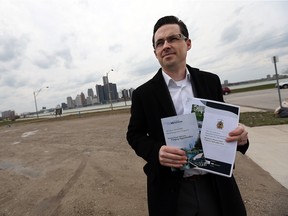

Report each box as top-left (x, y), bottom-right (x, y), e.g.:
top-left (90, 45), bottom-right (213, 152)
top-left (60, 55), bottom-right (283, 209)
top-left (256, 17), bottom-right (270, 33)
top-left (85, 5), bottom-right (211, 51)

top-left (162, 69), bottom-right (208, 177)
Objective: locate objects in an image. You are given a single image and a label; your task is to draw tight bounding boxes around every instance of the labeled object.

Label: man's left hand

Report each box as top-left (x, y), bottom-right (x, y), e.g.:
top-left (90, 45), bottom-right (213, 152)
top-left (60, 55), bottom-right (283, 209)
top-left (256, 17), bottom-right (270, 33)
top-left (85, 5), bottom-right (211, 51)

top-left (226, 123), bottom-right (248, 146)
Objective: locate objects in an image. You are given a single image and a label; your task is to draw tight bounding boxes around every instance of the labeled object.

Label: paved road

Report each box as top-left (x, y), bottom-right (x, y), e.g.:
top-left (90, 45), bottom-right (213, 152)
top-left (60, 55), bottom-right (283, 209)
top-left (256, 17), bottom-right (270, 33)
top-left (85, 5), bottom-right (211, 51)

top-left (224, 88), bottom-right (288, 110)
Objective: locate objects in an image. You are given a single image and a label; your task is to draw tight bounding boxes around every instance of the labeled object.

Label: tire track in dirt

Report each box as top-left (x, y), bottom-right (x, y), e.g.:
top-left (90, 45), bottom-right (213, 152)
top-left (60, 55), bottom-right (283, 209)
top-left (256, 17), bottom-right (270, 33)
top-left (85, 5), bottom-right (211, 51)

top-left (29, 156), bottom-right (88, 216)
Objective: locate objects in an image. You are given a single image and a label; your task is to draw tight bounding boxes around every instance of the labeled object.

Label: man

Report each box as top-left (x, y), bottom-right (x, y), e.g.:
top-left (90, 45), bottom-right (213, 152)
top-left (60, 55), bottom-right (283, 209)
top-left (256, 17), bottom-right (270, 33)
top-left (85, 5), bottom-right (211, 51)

top-left (126, 15), bottom-right (249, 216)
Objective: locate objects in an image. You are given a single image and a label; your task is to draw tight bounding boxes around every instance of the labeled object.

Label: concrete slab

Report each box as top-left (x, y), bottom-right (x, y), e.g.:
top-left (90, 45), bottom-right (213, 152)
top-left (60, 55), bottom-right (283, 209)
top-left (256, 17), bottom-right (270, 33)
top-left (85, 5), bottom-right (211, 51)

top-left (245, 124), bottom-right (288, 189)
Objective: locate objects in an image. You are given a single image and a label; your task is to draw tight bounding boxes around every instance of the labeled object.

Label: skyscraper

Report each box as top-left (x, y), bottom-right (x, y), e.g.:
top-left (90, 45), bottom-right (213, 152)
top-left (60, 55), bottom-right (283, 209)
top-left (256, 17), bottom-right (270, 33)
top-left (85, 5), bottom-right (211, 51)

top-left (67, 96), bottom-right (74, 109)
top-left (102, 76), bottom-right (118, 103)
top-left (80, 92), bottom-right (86, 106)
top-left (96, 84), bottom-right (105, 104)
top-left (75, 95), bottom-right (82, 107)
top-left (87, 88), bottom-right (94, 98)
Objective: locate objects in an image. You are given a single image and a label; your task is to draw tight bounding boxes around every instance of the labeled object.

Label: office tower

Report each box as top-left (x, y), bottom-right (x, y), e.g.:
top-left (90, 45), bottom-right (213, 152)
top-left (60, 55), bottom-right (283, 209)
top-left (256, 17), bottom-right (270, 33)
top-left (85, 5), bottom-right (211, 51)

top-left (96, 84), bottom-right (105, 104)
top-left (86, 96), bottom-right (93, 106)
top-left (88, 88), bottom-right (94, 98)
top-left (122, 89), bottom-right (129, 99)
top-left (80, 92), bottom-right (86, 106)
top-left (75, 95), bottom-right (82, 107)
top-left (129, 88), bottom-right (134, 98)
top-left (67, 96), bottom-right (74, 109)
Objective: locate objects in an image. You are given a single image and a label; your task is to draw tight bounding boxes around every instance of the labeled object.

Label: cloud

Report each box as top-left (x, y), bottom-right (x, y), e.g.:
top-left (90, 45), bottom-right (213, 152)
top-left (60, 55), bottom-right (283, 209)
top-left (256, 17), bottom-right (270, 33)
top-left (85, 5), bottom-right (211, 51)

top-left (55, 49), bottom-right (73, 69)
top-left (0, 34), bottom-right (29, 72)
top-left (33, 48), bottom-right (73, 69)
top-left (109, 44), bottom-right (123, 53)
top-left (221, 22), bottom-right (242, 44)
top-left (237, 32), bottom-right (288, 54)
top-left (33, 51), bottom-right (58, 69)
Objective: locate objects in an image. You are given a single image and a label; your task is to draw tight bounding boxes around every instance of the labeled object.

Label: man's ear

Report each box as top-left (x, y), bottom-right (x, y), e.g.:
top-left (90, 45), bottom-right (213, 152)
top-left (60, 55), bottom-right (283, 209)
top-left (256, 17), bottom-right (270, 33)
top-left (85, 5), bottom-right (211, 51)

top-left (187, 39), bottom-right (192, 51)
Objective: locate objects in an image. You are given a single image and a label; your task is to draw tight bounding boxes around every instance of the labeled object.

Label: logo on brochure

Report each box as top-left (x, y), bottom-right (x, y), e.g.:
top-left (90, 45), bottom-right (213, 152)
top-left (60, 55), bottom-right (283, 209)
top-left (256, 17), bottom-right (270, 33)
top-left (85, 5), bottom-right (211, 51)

top-left (216, 120), bottom-right (224, 129)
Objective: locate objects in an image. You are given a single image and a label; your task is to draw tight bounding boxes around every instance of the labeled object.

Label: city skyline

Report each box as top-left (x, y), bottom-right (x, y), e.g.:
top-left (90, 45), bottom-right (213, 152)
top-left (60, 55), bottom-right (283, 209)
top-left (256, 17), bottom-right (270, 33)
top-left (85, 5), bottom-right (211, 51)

top-left (40, 76), bottom-right (133, 115)
top-left (64, 75), bottom-right (132, 110)
top-left (3, 71), bottom-right (287, 117)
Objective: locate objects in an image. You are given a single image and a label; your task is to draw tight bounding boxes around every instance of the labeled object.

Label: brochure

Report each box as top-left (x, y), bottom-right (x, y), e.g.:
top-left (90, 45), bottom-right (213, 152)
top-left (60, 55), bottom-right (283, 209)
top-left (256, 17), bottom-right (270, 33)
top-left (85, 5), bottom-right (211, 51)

top-left (161, 98), bottom-right (240, 177)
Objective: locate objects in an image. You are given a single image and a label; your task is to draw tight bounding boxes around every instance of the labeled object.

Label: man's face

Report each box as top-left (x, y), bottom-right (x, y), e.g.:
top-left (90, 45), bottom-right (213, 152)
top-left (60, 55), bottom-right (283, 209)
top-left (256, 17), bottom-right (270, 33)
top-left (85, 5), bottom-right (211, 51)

top-left (153, 24), bottom-right (191, 71)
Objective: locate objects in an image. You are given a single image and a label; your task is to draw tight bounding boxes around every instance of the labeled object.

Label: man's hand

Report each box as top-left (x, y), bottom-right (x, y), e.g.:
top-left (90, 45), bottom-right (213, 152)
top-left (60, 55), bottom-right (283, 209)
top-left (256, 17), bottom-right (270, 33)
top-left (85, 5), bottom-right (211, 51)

top-left (226, 123), bottom-right (248, 146)
top-left (159, 146), bottom-right (187, 168)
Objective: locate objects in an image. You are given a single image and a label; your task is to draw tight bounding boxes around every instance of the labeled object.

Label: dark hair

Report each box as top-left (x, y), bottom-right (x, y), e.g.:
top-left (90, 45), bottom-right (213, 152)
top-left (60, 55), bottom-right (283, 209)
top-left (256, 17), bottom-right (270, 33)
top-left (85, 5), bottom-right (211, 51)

top-left (152, 15), bottom-right (189, 48)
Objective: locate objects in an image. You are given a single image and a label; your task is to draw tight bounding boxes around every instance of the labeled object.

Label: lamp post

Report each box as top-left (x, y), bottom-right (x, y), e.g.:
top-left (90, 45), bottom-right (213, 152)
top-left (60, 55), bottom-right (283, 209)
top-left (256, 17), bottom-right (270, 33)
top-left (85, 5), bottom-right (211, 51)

top-left (33, 86), bottom-right (49, 118)
top-left (106, 69), bottom-right (113, 110)
top-left (272, 56), bottom-right (282, 108)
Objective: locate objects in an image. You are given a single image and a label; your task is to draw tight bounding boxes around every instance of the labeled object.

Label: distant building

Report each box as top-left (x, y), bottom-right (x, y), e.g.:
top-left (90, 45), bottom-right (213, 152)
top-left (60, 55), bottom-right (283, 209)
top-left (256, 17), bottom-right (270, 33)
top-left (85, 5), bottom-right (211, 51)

top-left (122, 89), bottom-right (129, 99)
top-left (61, 103), bottom-right (68, 110)
top-left (86, 96), bottom-right (93, 106)
top-left (96, 84), bottom-right (105, 104)
top-left (102, 76), bottom-right (118, 103)
top-left (129, 88), bottom-right (134, 98)
top-left (75, 95), bottom-right (83, 107)
top-left (109, 83), bottom-right (118, 102)
top-left (80, 92), bottom-right (86, 106)
top-left (87, 88), bottom-right (94, 98)
top-left (1, 110), bottom-right (15, 120)
top-left (92, 97), bottom-right (99, 104)
top-left (67, 96), bottom-right (74, 109)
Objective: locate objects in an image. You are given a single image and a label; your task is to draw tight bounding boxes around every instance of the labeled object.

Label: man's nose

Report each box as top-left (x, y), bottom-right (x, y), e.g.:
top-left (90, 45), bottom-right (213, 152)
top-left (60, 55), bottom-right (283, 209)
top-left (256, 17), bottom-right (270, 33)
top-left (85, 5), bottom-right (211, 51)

top-left (163, 40), bottom-right (171, 49)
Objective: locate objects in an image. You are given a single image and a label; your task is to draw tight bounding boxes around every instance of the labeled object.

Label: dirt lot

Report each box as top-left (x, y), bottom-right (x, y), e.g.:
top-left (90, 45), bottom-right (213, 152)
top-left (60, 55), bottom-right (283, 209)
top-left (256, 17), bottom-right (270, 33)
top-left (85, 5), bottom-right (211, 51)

top-left (1, 110), bottom-right (288, 216)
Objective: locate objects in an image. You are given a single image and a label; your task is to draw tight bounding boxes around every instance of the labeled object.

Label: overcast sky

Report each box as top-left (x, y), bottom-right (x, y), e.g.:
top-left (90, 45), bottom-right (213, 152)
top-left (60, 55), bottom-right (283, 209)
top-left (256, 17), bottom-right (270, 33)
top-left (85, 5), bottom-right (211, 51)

top-left (1, 0), bottom-right (288, 114)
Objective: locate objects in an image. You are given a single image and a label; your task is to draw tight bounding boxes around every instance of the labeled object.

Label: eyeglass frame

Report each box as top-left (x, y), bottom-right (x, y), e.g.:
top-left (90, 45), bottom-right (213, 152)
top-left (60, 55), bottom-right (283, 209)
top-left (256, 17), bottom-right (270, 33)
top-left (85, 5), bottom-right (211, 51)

top-left (154, 33), bottom-right (188, 50)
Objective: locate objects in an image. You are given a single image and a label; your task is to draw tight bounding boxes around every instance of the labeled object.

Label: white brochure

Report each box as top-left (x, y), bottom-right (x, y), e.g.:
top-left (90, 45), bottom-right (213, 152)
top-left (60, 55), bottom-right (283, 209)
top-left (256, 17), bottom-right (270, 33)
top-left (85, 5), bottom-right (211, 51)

top-left (161, 98), bottom-right (240, 177)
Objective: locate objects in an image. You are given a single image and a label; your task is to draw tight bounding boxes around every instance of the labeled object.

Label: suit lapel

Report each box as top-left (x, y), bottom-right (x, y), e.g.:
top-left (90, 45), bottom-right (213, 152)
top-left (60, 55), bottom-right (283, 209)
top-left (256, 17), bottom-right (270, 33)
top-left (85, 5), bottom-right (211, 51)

top-left (151, 69), bottom-right (176, 117)
top-left (187, 65), bottom-right (204, 98)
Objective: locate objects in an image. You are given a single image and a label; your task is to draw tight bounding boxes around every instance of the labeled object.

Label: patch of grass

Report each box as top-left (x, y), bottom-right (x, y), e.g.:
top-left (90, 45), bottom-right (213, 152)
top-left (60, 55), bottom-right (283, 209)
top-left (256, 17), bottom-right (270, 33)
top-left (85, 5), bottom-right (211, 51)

top-left (240, 111), bottom-right (288, 127)
top-left (232, 84), bottom-right (275, 93)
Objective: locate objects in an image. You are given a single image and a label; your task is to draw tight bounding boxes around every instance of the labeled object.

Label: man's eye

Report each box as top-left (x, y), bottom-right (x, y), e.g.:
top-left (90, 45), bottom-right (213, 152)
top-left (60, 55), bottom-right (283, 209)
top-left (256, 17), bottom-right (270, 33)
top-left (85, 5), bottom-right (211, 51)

top-left (168, 36), bottom-right (179, 42)
top-left (156, 40), bottom-right (164, 47)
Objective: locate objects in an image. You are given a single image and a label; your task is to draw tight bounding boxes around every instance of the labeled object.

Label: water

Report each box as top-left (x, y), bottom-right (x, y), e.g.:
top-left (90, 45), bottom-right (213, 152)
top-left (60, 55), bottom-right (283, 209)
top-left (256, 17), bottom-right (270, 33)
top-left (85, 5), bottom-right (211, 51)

top-left (27, 101), bottom-right (132, 119)
top-left (62, 101), bottom-right (132, 115)
top-left (228, 79), bottom-right (288, 90)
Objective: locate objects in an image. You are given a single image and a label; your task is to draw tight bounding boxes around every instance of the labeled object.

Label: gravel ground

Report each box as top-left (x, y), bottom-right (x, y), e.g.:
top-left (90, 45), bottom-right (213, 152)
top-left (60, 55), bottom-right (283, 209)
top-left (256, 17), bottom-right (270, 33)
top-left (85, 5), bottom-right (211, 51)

top-left (0, 110), bottom-right (287, 216)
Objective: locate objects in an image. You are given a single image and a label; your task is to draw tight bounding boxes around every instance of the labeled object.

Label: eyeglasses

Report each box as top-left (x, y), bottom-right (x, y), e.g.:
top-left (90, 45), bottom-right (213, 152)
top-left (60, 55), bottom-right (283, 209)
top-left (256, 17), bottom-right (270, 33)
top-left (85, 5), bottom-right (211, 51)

top-left (154, 34), bottom-right (187, 49)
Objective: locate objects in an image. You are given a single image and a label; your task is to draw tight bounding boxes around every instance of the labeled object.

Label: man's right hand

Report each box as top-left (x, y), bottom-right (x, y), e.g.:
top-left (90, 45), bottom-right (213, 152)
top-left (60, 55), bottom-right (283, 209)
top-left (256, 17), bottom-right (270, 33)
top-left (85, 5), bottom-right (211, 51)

top-left (159, 146), bottom-right (187, 168)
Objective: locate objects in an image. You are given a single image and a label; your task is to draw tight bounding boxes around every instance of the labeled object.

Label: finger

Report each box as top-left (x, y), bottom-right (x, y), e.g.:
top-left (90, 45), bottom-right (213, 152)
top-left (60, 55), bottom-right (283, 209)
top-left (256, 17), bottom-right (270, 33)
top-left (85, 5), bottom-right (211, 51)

top-left (159, 146), bottom-right (187, 167)
top-left (161, 146), bottom-right (186, 155)
top-left (237, 131), bottom-right (248, 145)
top-left (229, 125), bottom-right (245, 136)
top-left (160, 157), bottom-right (187, 167)
top-left (160, 158), bottom-right (187, 168)
top-left (159, 146), bottom-right (187, 158)
top-left (159, 151), bottom-right (187, 163)
top-left (227, 124), bottom-right (248, 142)
top-left (226, 133), bottom-right (248, 143)
top-left (162, 151), bottom-right (186, 159)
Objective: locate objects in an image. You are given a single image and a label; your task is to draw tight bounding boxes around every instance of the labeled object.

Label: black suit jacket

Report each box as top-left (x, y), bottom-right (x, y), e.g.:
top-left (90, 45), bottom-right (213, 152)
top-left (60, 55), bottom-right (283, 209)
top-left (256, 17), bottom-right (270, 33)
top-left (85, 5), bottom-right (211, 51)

top-left (127, 65), bottom-right (248, 216)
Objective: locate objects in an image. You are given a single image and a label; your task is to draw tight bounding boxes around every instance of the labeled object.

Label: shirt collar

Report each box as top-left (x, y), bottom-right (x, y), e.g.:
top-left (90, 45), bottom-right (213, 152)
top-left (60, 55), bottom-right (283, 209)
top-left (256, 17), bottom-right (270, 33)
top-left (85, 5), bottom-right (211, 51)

top-left (162, 68), bottom-right (190, 87)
